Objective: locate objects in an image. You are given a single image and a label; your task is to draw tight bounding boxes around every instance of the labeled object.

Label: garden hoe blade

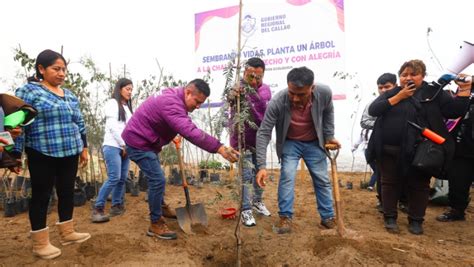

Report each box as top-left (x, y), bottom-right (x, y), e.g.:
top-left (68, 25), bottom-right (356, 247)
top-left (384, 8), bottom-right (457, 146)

top-left (173, 137), bottom-right (208, 234)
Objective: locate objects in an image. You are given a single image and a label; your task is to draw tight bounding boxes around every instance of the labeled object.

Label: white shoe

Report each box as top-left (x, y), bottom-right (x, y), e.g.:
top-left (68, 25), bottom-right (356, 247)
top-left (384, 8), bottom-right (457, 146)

top-left (253, 201), bottom-right (271, 216)
top-left (241, 210), bottom-right (256, 227)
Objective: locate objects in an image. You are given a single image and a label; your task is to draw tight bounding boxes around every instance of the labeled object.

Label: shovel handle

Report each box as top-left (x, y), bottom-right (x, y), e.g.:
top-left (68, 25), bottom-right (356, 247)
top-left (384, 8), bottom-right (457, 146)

top-left (324, 144), bottom-right (339, 160)
top-left (173, 138), bottom-right (187, 188)
top-left (173, 136), bottom-right (192, 206)
top-left (326, 145), bottom-right (345, 236)
top-left (172, 136), bottom-right (182, 149)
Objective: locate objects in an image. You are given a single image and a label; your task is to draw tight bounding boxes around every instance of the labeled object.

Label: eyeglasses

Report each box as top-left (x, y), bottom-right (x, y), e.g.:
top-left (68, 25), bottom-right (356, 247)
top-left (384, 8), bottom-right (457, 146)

top-left (247, 73), bottom-right (263, 81)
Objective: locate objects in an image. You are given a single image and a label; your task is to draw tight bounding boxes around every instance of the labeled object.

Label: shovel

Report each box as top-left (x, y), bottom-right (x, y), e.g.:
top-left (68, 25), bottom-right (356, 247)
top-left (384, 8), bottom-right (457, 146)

top-left (324, 144), bottom-right (361, 239)
top-left (173, 136), bottom-right (208, 234)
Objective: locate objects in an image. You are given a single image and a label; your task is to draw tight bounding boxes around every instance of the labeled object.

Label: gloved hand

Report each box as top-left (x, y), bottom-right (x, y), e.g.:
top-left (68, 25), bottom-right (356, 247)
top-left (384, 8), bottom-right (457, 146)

top-left (438, 74), bottom-right (456, 85)
top-left (438, 74), bottom-right (471, 84)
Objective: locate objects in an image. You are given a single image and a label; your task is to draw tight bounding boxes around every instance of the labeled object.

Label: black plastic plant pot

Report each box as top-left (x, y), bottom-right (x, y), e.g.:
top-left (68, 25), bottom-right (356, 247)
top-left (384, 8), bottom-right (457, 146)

top-left (84, 183), bottom-right (96, 200)
top-left (125, 179), bottom-right (132, 193)
top-left (130, 182), bottom-right (139, 197)
top-left (14, 196), bottom-right (29, 213)
top-left (21, 197), bottom-right (30, 212)
top-left (4, 197), bottom-right (16, 217)
top-left (73, 189), bottom-right (87, 207)
top-left (15, 198), bottom-right (23, 213)
top-left (210, 173), bottom-right (220, 182)
top-left (360, 180), bottom-right (369, 189)
top-left (15, 176), bottom-right (25, 191)
top-left (199, 170), bottom-right (208, 182)
top-left (138, 171), bottom-right (148, 192)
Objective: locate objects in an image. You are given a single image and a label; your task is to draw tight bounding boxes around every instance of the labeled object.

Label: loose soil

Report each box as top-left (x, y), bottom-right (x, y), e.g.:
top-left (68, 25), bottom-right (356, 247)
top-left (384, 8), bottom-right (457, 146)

top-left (0, 171), bottom-right (473, 266)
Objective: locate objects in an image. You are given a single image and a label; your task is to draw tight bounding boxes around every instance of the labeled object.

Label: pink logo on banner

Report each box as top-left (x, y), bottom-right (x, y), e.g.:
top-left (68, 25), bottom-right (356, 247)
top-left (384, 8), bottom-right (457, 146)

top-left (195, 6), bottom-right (240, 51)
top-left (286, 0), bottom-right (311, 5)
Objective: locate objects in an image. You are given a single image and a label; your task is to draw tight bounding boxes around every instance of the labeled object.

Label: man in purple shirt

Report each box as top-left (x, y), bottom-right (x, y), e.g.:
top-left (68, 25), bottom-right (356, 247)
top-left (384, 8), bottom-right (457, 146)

top-left (229, 58), bottom-right (272, 227)
top-left (122, 79), bottom-right (239, 240)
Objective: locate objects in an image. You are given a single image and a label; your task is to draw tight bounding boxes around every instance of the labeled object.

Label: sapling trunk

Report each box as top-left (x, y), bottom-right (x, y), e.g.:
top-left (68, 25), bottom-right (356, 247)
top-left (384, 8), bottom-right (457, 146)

top-left (234, 1), bottom-right (244, 267)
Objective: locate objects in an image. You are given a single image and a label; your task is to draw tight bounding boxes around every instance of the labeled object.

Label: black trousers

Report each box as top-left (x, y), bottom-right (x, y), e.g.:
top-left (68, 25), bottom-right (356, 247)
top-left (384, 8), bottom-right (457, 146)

top-left (379, 145), bottom-right (431, 221)
top-left (447, 156), bottom-right (474, 213)
top-left (26, 148), bottom-right (79, 231)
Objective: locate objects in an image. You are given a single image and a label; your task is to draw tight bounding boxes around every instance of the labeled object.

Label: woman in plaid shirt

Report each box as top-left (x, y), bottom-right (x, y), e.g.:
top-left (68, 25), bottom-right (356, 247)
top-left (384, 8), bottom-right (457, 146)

top-left (13, 49), bottom-right (90, 259)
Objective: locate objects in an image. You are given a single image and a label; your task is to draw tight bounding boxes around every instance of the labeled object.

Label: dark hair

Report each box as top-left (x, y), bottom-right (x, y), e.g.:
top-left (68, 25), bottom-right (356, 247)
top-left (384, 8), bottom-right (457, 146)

top-left (376, 73), bottom-right (397, 85)
top-left (112, 78), bottom-right (134, 122)
top-left (27, 49), bottom-right (67, 82)
top-left (287, 66), bottom-right (314, 87)
top-left (245, 57), bottom-right (265, 71)
top-left (398, 59), bottom-right (426, 77)
top-left (188, 79), bottom-right (210, 97)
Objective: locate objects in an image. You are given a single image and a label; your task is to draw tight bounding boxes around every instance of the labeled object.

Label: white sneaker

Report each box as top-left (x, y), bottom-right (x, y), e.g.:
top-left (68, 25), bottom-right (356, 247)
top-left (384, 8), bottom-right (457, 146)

top-left (241, 210), bottom-right (256, 227)
top-left (253, 201), bottom-right (271, 216)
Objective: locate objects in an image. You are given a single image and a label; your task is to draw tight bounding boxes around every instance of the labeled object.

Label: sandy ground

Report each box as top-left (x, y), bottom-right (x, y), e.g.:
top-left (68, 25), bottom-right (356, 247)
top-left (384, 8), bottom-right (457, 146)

top-left (0, 170), bottom-right (473, 266)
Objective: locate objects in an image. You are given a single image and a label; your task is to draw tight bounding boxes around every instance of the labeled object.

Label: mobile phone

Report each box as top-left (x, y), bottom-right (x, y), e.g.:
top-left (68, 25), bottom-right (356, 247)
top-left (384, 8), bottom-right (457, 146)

top-left (0, 131), bottom-right (14, 146)
top-left (407, 81), bottom-right (415, 89)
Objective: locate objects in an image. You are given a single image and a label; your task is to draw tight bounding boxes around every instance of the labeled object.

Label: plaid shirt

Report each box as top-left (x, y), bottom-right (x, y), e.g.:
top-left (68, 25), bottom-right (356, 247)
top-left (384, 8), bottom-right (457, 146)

top-left (13, 82), bottom-right (86, 157)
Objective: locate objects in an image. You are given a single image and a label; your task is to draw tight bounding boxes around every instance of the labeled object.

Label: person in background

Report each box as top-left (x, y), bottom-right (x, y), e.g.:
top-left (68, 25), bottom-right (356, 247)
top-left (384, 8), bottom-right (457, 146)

top-left (229, 57), bottom-right (272, 227)
top-left (436, 74), bottom-right (474, 223)
top-left (122, 79), bottom-right (239, 240)
top-left (13, 49), bottom-right (90, 259)
top-left (91, 78), bottom-right (134, 223)
top-left (256, 66), bottom-right (340, 234)
top-left (367, 60), bottom-right (470, 235)
top-left (354, 73), bottom-right (397, 212)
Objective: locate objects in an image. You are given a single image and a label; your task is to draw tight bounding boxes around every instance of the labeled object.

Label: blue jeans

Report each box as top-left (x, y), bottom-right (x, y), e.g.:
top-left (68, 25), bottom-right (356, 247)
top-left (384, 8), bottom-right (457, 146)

top-left (95, 145), bottom-right (130, 208)
top-left (126, 145), bottom-right (165, 223)
top-left (241, 152), bottom-right (264, 210)
top-left (365, 149), bottom-right (379, 187)
top-left (279, 140), bottom-right (334, 220)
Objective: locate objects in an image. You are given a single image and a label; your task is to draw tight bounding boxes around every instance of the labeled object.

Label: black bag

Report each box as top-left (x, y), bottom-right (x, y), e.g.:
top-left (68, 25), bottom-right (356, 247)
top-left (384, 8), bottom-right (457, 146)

top-left (412, 139), bottom-right (445, 177)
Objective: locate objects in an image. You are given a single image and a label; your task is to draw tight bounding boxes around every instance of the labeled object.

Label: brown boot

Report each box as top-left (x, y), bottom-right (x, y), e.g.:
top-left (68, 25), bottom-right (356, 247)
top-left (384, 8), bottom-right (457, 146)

top-left (30, 227), bottom-right (61, 259)
top-left (147, 217), bottom-right (177, 240)
top-left (56, 219), bottom-right (91, 246)
top-left (162, 203), bottom-right (177, 219)
top-left (273, 216), bottom-right (292, 234)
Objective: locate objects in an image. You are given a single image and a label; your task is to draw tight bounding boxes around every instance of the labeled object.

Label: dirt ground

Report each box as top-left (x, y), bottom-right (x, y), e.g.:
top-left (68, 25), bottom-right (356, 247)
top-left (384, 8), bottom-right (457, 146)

top-left (0, 170), bottom-right (473, 266)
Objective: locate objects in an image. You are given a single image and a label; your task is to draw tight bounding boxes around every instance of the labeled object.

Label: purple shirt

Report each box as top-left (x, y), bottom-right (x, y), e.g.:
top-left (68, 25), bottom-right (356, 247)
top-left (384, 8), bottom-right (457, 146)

top-left (122, 88), bottom-right (222, 153)
top-left (230, 82), bottom-right (272, 150)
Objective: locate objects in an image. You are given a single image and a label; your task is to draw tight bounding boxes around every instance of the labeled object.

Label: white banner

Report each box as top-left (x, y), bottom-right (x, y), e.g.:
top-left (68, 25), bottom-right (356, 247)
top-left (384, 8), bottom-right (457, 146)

top-left (195, 0), bottom-right (346, 99)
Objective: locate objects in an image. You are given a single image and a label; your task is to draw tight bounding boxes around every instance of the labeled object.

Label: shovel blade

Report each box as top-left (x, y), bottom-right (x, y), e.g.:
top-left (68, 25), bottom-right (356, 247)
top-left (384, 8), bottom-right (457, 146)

top-left (176, 203), bottom-right (208, 234)
top-left (176, 207), bottom-right (193, 234)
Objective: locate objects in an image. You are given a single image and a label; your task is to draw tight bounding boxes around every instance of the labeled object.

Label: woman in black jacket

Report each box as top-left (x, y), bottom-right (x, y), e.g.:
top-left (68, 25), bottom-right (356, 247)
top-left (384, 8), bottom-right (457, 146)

top-left (367, 60), bottom-right (471, 235)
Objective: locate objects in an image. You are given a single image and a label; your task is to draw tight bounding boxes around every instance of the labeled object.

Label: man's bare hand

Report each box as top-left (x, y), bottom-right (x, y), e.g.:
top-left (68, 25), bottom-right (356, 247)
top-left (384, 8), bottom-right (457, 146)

top-left (326, 138), bottom-right (341, 149)
top-left (217, 146), bottom-right (240, 163)
top-left (256, 169), bottom-right (268, 188)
